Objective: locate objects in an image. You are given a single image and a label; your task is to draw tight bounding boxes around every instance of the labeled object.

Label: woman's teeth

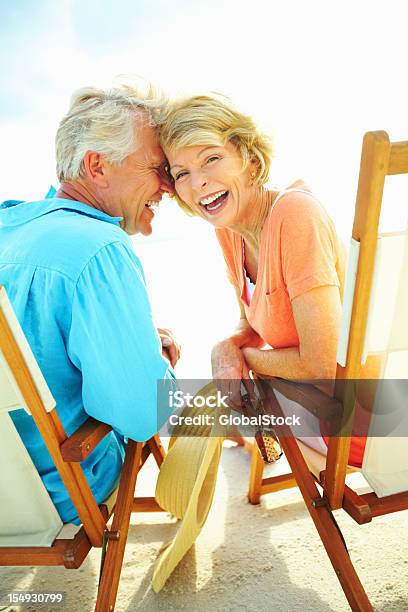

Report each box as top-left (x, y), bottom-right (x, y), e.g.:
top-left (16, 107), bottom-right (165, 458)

top-left (207, 199), bottom-right (224, 211)
top-left (200, 190), bottom-right (226, 206)
top-left (200, 191), bottom-right (228, 211)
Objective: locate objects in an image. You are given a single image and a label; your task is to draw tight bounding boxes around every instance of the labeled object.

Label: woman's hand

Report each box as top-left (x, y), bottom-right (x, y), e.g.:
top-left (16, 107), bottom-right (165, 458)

top-left (157, 327), bottom-right (181, 368)
top-left (211, 338), bottom-right (251, 406)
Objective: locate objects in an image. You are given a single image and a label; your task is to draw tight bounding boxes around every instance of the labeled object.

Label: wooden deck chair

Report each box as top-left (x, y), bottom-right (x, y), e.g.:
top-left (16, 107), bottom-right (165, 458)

top-left (246, 131), bottom-right (408, 610)
top-left (0, 284), bottom-right (167, 611)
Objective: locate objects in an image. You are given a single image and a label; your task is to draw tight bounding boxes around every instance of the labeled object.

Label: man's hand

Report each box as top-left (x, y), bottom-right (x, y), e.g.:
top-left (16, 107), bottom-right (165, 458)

top-left (157, 327), bottom-right (181, 368)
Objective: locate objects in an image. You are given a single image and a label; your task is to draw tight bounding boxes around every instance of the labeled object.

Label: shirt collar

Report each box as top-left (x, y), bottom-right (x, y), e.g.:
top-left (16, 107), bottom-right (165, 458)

top-left (0, 197), bottom-right (123, 228)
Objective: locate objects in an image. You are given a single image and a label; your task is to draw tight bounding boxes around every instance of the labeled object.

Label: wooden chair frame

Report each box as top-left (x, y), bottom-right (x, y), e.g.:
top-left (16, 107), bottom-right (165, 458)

top-left (0, 291), bottom-right (167, 611)
top-left (245, 132), bottom-right (408, 610)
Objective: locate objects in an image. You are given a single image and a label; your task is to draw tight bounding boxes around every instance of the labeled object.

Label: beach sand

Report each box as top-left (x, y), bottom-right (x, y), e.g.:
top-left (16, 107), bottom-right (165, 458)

top-left (1, 442), bottom-right (408, 612)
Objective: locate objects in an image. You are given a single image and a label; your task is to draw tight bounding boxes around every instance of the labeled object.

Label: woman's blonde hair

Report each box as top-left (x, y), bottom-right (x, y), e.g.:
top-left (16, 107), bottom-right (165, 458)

top-left (158, 94), bottom-right (273, 214)
top-left (55, 84), bottom-right (163, 182)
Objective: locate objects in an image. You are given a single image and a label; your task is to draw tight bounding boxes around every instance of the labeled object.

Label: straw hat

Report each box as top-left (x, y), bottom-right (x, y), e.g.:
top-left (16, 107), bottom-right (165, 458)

top-left (152, 382), bottom-right (227, 592)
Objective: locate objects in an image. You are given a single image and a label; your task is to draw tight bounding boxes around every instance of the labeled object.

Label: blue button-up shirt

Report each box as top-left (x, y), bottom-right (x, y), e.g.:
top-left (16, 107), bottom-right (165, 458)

top-left (0, 195), bottom-right (175, 523)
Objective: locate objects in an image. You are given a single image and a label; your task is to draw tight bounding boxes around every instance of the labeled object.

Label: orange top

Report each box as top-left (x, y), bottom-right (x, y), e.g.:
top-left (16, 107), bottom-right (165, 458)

top-left (215, 183), bottom-right (365, 467)
top-left (215, 183), bottom-right (346, 348)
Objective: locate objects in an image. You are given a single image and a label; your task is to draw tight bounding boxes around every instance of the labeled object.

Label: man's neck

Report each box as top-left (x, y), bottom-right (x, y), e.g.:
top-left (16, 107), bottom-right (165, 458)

top-left (57, 180), bottom-right (100, 210)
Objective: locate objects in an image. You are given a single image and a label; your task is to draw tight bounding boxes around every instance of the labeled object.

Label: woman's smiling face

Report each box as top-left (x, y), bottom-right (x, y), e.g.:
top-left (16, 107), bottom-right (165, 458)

top-left (167, 141), bottom-right (255, 228)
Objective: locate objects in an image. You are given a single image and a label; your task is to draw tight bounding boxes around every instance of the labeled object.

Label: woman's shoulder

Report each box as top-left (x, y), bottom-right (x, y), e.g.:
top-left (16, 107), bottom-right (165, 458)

top-left (269, 181), bottom-right (330, 225)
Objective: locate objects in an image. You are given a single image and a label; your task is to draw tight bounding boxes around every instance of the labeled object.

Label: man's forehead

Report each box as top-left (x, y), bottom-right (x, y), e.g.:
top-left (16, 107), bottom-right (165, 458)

top-left (140, 144), bottom-right (165, 165)
top-left (132, 117), bottom-right (165, 163)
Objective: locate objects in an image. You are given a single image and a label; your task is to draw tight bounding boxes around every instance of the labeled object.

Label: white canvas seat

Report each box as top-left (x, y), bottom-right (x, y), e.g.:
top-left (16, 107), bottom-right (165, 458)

top-left (0, 290), bottom-right (63, 546)
top-left (337, 228), bottom-right (408, 497)
top-left (0, 408), bottom-right (63, 547)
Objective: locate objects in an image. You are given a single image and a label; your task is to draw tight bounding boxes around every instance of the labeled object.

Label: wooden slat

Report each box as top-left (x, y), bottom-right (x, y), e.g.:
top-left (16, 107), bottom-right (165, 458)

top-left (342, 130), bottom-right (390, 377)
top-left (0, 528), bottom-right (92, 569)
top-left (147, 434), bottom-right (166, 467)
top-left (96, 441), bottom-right (143, 612)
top-left (60, 417), bottom-right (112, 462)
top-left (248, 440), bottom-right (265, 504)
top-left (61, 528), bottom-right (94, 569)
top-left (0, 543), bottom-right (66, 567)
top-left (343, 130), bottom-right (390, 375)
top-left (362, 490), bottom-right (408, 518)
top-left (388, 140), bottom-right (408, 175)
top-left (261, 377), bottom-right (342, 420)
top-left (140, 443), bottom-right (151, 468)
top-left (261, 473), bottom-right (297, 494)
top-left (326, 131), bottom-right (391, 510)
top-left (132, 497), bottom-right (163, 512)
top-left (342, 484), bottom-right (372, 525)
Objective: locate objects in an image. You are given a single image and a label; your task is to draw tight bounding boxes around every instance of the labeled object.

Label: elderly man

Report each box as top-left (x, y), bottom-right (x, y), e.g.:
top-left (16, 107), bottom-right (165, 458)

top-left (0, 85), bottom-right (178, 523)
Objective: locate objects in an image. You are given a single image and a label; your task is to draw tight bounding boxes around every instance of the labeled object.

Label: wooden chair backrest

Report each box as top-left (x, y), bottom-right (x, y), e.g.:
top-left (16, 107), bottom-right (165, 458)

top-left (325, 132), bottom-right (408, 508)
top-left (0, 286), bottom-right (106, 546)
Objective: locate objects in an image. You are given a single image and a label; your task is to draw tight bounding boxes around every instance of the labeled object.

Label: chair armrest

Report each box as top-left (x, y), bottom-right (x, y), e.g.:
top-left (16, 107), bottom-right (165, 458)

top-left (257, 376), bottom-right (343, 421)
top-left (60, 417), bottom-right (112, 462)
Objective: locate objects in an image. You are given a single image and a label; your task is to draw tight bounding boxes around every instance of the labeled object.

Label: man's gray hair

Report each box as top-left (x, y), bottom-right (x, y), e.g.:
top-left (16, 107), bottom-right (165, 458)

top-left (55, 84), bottom-right (164, 182)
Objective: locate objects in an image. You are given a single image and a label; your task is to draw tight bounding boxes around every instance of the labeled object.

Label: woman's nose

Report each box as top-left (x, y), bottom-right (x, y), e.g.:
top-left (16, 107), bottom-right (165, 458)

top-left (191, 170), bottom-right (208, 192)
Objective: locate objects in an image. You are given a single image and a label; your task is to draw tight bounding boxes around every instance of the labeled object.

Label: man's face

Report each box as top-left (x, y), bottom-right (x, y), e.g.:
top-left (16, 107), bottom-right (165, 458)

top-left (103, 116), bottom-right (172, 235)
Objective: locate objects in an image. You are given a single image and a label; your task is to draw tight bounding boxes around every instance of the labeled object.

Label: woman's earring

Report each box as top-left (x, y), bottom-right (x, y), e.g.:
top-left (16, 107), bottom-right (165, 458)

top-left (250, 170), bottom-right (257, 184)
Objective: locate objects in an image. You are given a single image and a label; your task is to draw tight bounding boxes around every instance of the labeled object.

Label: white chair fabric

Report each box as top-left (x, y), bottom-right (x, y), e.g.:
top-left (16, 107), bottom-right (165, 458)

top-left (0, 286), bottom-right (56, 415)
top-left (0, 286), bottom-right (62, 546)
top-left (362, 366), bottom-right (408, 497)
top-left (336, 231), bottom-right (408, 497)
top-left (0, 351), bottom-right (24, 413)
top-left (363, 230), bottom-right (408, 360)
top-left (337, 238), bottom-right (360, 368)
top-left (0, 411), bottom-right (63, 546)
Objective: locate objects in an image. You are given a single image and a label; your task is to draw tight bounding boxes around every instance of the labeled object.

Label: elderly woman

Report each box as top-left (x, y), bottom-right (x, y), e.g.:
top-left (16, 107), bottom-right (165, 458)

top-left (159, 95), bottom-right (365, 466)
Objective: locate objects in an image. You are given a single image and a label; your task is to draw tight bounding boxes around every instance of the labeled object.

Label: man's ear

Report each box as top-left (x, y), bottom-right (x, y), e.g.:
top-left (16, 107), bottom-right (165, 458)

top-left (83, 151), bottom-right (109, 188)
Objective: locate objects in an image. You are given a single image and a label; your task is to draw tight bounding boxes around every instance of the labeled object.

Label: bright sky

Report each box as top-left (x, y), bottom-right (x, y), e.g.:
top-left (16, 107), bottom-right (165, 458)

top-left (1, 0), bottom-right (407, 377)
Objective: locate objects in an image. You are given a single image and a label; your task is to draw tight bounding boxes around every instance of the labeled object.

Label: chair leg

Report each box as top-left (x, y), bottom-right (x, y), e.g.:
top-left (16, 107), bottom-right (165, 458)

top-left (95, 441), bottom-right (143, 612)
top-left (305, 490), bottom-right (373, 610)
top-left (147, 435), bottom-right (166, 468)
top-left (278, 433), bottom-right (373, 611)
top-left (248, 441), bottom-right (264, 504)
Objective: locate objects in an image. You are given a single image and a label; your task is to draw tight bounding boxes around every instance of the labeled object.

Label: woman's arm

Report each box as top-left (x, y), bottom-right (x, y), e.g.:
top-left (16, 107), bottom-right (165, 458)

top-left (224, 286), bottom-right (265, 349)
top-left (242, 285), bottom-right (342, 380)
top-left (211, 286), bottom-right (263, 385)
